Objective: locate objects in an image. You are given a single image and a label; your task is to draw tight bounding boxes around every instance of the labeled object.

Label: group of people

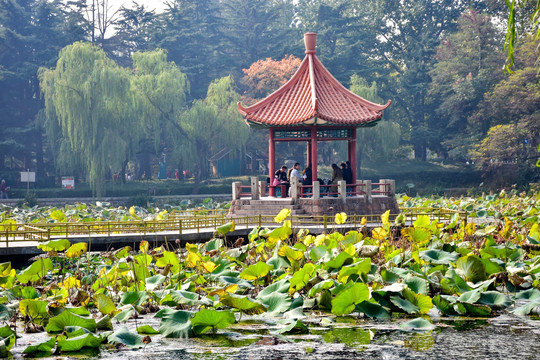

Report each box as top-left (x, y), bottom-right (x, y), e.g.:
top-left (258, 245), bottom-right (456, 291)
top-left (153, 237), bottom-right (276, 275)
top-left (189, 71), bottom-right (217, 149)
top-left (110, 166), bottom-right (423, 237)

top-left (272, 161), bottom-right (353, 197)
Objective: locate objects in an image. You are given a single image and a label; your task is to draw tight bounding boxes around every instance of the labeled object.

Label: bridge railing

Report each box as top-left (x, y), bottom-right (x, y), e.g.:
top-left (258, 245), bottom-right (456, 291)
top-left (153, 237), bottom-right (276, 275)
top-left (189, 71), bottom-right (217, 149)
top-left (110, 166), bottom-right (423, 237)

top-left (0, 207), bottom-right (467, 248)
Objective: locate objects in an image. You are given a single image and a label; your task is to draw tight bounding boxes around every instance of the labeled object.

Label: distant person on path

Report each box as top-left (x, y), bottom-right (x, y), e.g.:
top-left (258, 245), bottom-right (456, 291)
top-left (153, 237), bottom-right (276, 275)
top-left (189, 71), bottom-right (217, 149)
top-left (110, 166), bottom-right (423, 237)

top-left (0, 180), bottom-right (9, 199)
top-left (290, 163), bottom-right (302, 182)
top-left (342, 161), bottom-right (353, 196)
top-left (302, 164), bottom-right (312, 186)
top-left (273, 166), bottom-right (289, 196)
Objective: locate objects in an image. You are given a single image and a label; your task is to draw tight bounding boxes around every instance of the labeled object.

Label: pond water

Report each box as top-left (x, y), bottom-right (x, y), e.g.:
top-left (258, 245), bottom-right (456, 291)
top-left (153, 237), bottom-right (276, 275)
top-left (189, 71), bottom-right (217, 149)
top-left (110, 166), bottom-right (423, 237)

top-left (10, 313), bottom-right (539, 359)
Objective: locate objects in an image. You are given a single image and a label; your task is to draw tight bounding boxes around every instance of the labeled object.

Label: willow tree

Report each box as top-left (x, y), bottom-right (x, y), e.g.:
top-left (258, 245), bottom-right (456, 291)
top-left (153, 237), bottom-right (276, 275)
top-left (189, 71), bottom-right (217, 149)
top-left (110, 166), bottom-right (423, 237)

top-left (131, 49), bottom-right (189, 177)
top-left (39, 41), bottom-right (137, 196)
top-left (349, 74), bottom-right (401, 177)
top-left (179, 76), bottom-right (249, 188)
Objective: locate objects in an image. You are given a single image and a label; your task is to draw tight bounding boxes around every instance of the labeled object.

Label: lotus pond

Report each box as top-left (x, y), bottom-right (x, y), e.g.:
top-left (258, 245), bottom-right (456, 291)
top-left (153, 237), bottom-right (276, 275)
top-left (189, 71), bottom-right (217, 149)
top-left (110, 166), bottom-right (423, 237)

top-left (0, 190), bottom-right (539, 359)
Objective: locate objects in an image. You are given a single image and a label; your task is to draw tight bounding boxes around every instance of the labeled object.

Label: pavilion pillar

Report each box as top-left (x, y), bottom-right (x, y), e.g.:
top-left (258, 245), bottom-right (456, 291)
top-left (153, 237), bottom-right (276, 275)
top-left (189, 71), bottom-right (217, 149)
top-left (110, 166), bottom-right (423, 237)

top-left (269, 128), bottom-right (276, 197)
top-left (306, 141), bottom-right (312, 168)
top-left (311, 127), bottom-right (318, 183)
top-left (348, 127), bottom-right (357, 195)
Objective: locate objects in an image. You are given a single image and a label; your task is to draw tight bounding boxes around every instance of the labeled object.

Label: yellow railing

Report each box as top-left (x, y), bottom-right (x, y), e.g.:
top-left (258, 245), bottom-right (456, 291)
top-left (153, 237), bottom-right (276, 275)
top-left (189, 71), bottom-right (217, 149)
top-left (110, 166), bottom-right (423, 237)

top-left (0, 207), bottom-right (467, 248)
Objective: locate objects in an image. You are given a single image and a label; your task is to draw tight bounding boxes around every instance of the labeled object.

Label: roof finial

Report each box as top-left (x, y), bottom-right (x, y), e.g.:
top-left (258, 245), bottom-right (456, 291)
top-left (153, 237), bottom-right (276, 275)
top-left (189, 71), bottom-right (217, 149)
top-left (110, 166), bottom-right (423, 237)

top-left (304, 33), bottom-right (317, 54)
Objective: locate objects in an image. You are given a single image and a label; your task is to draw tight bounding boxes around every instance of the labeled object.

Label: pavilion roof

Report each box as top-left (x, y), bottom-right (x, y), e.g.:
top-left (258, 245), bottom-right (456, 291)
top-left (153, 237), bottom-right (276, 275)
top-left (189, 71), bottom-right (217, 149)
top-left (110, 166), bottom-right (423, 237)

top-left (237, 33), bottom-right (391, 128)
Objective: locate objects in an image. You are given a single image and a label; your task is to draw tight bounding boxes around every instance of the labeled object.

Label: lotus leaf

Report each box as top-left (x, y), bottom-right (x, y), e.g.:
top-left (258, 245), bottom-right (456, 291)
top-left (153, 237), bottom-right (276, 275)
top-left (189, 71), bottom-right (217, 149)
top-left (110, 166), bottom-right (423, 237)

top-left (23, 338), bottom-right (56, 356)
top-left (390, 296), bottom-right (420, 314)
top-left (159, 310), bottom-right (193, 338)
top-left (120, 291), bottom-right (149, 306)
top-left (267, 226), bottom-right (292, 243)
top-left (239, 261), bottom-right (273, 281)
top-left (308, 279), bottom-right (335, 297)
top-left (155, 251), bottom-right (180, 271)
top-left (37, 239), bottom-right (71, 252)
top-left (289, 263), bottom-right (316, 292)
top-left (220, 294), bottom-right (267, 314)
top-left (272, 319), bottom-right (308, 334)
top-left (216, 221), bottom-right (235, 236)
top-left (56, 333), bottom-right (101, 352)
top-left (274, 209), bottom-right (291, 223)
top-left (46, 311), bottom-right (97, 333)
top-left (19, 299), bottom-right (49, 324)
top-left (113, 305), bottom-right (136, 323)
top-left (335, 212), bottom-right (347, 225)
top-left (17, 257), bottom-right (53, 284)
top-left (331, 282), bottom-right (370, 316)
top-left (257, 278), bottom-right (290, 298)
top-left (257, 292), bottom-right (292, 315)
top-left (108, 326), bottom-right (146, 347)
top-left (191, 309), bottom-right (235, 335)
top-left (278, 245), bottom-right (304, 263)
top-left (356, 300), bottom-right (391, 319)
top-left (324, 251), bottom-right (353, 270)
top-left (457, 290), bottom-right (481, 304)
top-left (94, 294), bottom-right (117, 316)
top-left (419, 249), bottom-right (459, 265)
top-left (456, 254), bottom-right (487, 283)
top-left (65, 242), bottom-right (88, 258)
top-left (96, 315), bottom-right (113, 330)
top-left (337, 258), bottom-right (371, 283)
top-left (478, 291), bottom-right (512, 310)
top-left (137, 325), bottom-right (160, 334)
top-left (399, 317), bottom-right (435, 331)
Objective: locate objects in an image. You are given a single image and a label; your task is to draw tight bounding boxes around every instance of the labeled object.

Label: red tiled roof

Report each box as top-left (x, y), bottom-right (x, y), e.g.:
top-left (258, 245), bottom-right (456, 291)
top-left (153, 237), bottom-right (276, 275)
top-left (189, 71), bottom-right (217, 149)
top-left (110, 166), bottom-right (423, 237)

top-left (237, 33), bottom-right (391, 127)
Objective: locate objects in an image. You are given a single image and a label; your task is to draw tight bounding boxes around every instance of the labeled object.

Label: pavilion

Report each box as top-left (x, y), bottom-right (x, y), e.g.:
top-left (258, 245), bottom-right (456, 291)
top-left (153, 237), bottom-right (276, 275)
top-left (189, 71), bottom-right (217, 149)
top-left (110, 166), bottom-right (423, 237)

top-left (230, 33), bottom-right (398, 217)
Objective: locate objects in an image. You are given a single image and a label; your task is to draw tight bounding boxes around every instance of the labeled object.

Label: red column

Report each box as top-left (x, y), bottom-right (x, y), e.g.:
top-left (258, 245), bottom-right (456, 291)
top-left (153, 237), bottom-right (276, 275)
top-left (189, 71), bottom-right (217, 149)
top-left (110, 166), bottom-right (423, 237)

top-left (269, 128), bottom-right (275, 197)
top-left (311, 127), bottom-right (317, 183)
top-left (349, 127), bottom-right (357, 194)
top-left (306, 141), bottom-right (312, 168)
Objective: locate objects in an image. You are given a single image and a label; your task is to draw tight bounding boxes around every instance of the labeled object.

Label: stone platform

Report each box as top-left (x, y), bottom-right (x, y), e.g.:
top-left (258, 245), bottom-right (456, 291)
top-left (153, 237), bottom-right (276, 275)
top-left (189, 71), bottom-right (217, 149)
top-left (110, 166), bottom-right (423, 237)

top-left (228, 178), bottom-right (400, 217)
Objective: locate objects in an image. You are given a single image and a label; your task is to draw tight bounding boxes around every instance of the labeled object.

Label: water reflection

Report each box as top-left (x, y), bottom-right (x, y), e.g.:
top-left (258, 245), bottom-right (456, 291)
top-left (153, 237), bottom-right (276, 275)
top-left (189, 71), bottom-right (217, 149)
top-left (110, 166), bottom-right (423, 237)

top-left (403, 332), bottom-right (435, 351)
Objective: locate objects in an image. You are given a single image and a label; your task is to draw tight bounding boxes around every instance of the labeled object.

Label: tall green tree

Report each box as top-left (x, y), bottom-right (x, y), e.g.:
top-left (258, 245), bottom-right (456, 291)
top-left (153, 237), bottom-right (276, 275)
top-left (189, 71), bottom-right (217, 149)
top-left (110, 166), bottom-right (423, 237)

top-left (428, 10), bottom-right (504, 160)
top-left (179, 76), bottom-right (249, 187)
top-left (39, 42), bottom-right (137, 196)
top-left (130, 49), bottom-right (189, 178)
top-left (0, 0), bottom-right (86, 178)
top-left (371, 0), bottom-right (467, 161)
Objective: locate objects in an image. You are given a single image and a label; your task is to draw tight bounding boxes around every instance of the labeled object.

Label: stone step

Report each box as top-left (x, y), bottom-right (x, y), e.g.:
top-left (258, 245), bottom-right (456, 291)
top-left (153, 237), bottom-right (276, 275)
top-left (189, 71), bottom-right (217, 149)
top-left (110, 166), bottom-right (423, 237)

top-left (242, 204), bottom-right (302, 211)
top-left (250, 199), bottom-right (295, 205)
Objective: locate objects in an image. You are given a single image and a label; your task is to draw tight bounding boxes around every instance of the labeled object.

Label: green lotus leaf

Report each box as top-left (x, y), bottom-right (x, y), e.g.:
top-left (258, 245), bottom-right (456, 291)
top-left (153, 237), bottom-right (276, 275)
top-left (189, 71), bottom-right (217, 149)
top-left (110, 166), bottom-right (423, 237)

top-left (17, 258), bottom-right (54, 284)
top-left (248, 226), bottom-right (260, 242)
top-left (404, 277), bottom-right (428, 295)
top-left (310, 245), bottom-right (330, 263)
top-left (56, 333), bottom-right (101, 352)
top-left (120, 291), bottom-right (149, 306)
top-left (337, 258), bottom-right (371, 283)
top-left (218, 276), bottom-right (253, 289)
top-left (191, 309), bottom-right (235, 335)
top-left (37, 239), bottom-right (71, 252)
top-left (137, 325), bottom-right (160, 334)
top-left (477, 291), bottom-right (512, 310)
top-left (399, 317), bottom-right (435, 331)
top-left (257, 278), bottom-right (290, 298)
top-left (278, 245), bottom-right (304, 263)
top-left (458, 290), bottom-right (481, 304)
top-left (204, 238), bottom-right (223, 252)
top-left (515, 288), bottom-right (540, 301)
top-left (145, 274), bottom-right (167, 290)
top-left (94, 294), bottom-right (117, 316)
top-left (23, 338), bottom-right (56, 356)
top-left (355, 300), bottom-right (391, 319)
top-left (239, 261), bottom-right (273, 281)
top-left (404, 227), bottom-right (431, 243)
top-left (403, 288), bottom-right (433, 314)
top-left (64, 326), bottom-right (93, 338)
top-left (257, 292), bottom-right (292, 315)
top-left (0, 305), bottom-right (13, 322)
top-left (413, 215), bottom-right (431, 228)
top-left (308, 279), bottom-right (335, 297)
top-left (331, 282), bottom-right (370, 316)
top-left (390, 296), bottom-right (420, 314)
top-left (113, 305), bottom-right (136, 323)
top-left (419, 249), bottom-right (459, 265)
top-left (432, 295), bottom-right (458, 315)
top-left (108, 326), bottom-right (146, 347)
top-left (272, 319), bottom-right (308, 334)
top-left (46, 311), bottom-right (97, 334)
top-left (216, 221), bottom-right (235, 236)
top-left (512, 299), bottom-right (540, 316)
top-left (324, 251), bottom-right (353, 271)
top-left (289, 263), bottom-right (316, 292)
top-left (267, 226), bottom-right (292, 242)
top-left (159, 310), bottom-right (193, 338)
top-left (267, 247), bottom-right (291, 270)
top-left (220, 294), bottom-right (267, 314)
top-left (274, 209), bottom-right (291, 223)
top-left (160, 290), bottom-right (211, 307)
top-left (96, 315), bottom-right (113, 330)
top-left (155, 251), bottom-right (180, 271)
top-left (461, 303), bottom-right (492, 316)
top-left (19, 299), bottom-right (49, 324)
top-left (456, 254), bottom-right (487, 283)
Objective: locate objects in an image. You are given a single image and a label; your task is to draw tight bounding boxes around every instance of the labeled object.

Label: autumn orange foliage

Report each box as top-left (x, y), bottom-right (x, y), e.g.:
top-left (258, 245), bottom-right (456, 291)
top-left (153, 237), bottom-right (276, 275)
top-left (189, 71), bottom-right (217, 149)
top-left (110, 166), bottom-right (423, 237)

top-left (241, 54), bottom-right (302, 101)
